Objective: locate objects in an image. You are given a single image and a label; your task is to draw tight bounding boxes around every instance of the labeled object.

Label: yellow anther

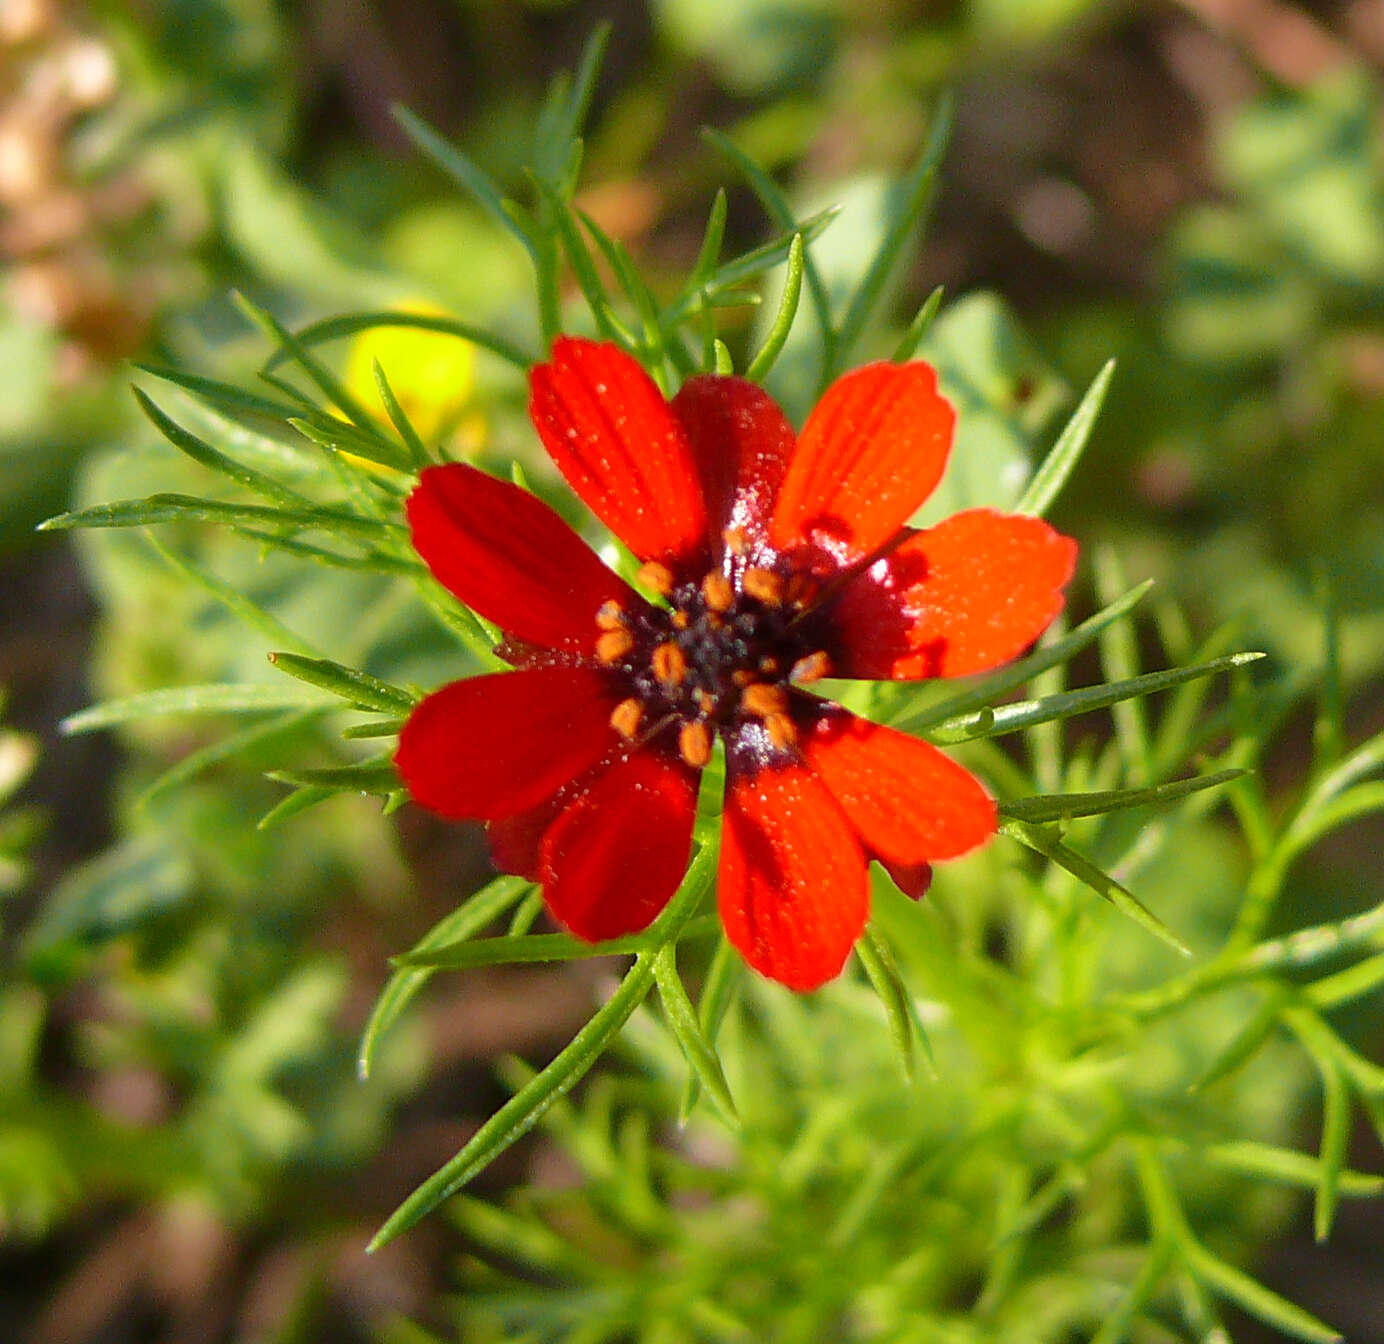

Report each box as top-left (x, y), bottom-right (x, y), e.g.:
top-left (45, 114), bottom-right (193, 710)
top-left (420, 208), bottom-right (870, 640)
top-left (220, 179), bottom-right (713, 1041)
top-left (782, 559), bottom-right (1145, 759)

top-left (695, 690), bottom-right (717, 715)
top-left (722, 526), bottom-right (748, 557)
top-left (609, 698), bottom-right (643, 740)
top-left (759, 655), bottom-right (781, 676)
top-left (636, 561), bottom-right (675, 597)
top-left (652, 641), bottom-right (688, 687)
top-left (595, 599), bottom-right (626, 631)
top-left (732, 669), bottom-right (756, 688)
top-left (765, 712), bottom-right (798, 751)
top-left (702, 572), bottom-right (734, 613)
top-left (679, 720), bottom-right (713, 769)
top-left (671, 610), bottom-right (691, 631)
top-left (596, 628), bottom-right (634, 664)
top-left (742, 566), bottom-right (784, 606)
top-left (791, 651), bottom-right (831, 684)
top-left (742, 683), bottom-right (788, 718)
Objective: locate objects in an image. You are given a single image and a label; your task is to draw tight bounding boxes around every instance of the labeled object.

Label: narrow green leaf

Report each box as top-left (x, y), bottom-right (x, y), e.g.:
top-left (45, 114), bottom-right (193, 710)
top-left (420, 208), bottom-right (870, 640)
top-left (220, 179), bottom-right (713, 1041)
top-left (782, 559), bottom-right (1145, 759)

top-left (678, 934), bottom-right (741, 1122)
top-left (507, 889), bottom-right (544, 936)
top-left (1246, 903), bottom-right (1384, 977)
top-left (833, 93), bottom-right (951, 371)
top-left (713, 340), bottom-right (733, 375)
top-left (690, 189), bottom-right (729, 288)
top-left (1313, 1054), bottom-right (1351, 1241)
top-left (137, 706), bottom-right (330, 808)
top-left (1203, 1142), bottom-right (1383, 1198)
top-left (1014, 358), bottom-right (1116, 518)
top-left (702, 129), bottom-right (835, 356)
top-left (286, 414), bottom-right (412, 475)
top-left (1307, 953), bottom-right (1384, 1010)
top-left (1094, 547), bottom-right (1152, 782)
top-left (578, 207), bottom-right (693, 378)
top-left (394, 915), bottom-right (719, 971)
top-left (231, 526), bottom-right (415, 575)
top-left (1188, 989), bottom-right (1288, 1092)
top-left (1284, 781), bottom-right (1384, 861)
top-left (672, 208), bottom-right (838, 317)
top-left (63, 683), bottom-right (328, 734)
top-left (564, 24), bottom-right (610, 143)
top-left (890, 581), bottom-right (1153, 733)
top-left (528, 174), bottom-right (632, 347)
top-left (268, 757), bottom-right (398, 792)
top-left (891, 286), bottom-right (944, 362)
top-left (1291, 721), bottom-right (1384, 819)
top-left (653, 945), bottom-right (738, 1125)
top-left (371, 359), bottom-right (429, 467)
top-left (531, 23), bottom-right (608, 184)
top-left (393, 106), bottom-right (537, 258)
top-left (1287, 1004), bottom-right (1384, 1097)
top-left (928, 654), bottom-right (1264, 744)
top-left (1024, 629), bottom-right (1066, 794)
top-left (234, 292), bottom-right (390, 447)
top-left (267, 652), bottom-right (417, 715)
top-left (1001, 817), bottom-right (1191, 956)
top-left (855, 926), bottom-right (925, 1082)
top-left (359, 875), bottom-right (532, 1078)
top-left (1089, 1245), bottom-right (1173, 1344)
top-left (133, 388), bottom-right (314, 510)
top-left (1000, 770), bottom-right (1246, 824)
top-left (1151, 620), bottom-right (1247, 779)
top-left (745, 233), bottom-right (804, 382)
top-left (368, 842), bottom-right (717, 1250)
top-left (341, 717), bottom-right (405, 740)
top-left (260, 309), bottom-right (533, 372)
top-left (1184, 1242), bottom-right (1341, 1342)
top-left (134, 363), bottom-right (301, 421)
top-left (257, 785), bottom-right (334, 828)
top-left (39, 492), bottom-right (401, 542)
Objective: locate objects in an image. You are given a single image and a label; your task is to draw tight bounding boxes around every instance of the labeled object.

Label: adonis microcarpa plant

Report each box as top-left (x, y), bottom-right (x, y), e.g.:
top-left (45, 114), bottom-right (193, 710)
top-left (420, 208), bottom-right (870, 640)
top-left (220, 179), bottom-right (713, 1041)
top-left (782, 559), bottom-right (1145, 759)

top-left (40, 28), bottom-right (1384, 1343)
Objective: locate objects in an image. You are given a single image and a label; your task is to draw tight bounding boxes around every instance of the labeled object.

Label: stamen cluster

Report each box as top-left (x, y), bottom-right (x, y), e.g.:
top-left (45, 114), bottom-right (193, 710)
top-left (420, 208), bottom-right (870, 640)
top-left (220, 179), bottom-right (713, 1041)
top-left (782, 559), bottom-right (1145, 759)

top-left (598, 539), bottom-right (831, 768)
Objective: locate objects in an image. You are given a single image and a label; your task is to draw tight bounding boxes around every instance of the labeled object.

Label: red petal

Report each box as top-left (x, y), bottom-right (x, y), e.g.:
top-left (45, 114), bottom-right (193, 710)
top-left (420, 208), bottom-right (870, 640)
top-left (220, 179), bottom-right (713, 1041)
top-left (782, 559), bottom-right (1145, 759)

top-left (540, 748), bottom-right (699, 941)
top-left (877, 856), bottom-right (933, 901)
top-left (487, 794), bottom-right (564, 880)
top-left (830, 510), bottom-right (1077, 679)
top-left (530, 338), bottom-right (708, 567)
top-left (718, 760), bottom-right (867, 991)
top-left (802, 705), bottom-right (995, 863)
top-left (671, 374), bottom-right (795, 556)
top-left (407, 463), bottom-right (641, 653)
top-left (396, 667), bottom-right (618, 821)
top-left (769, 361), bottom-right (953, 560)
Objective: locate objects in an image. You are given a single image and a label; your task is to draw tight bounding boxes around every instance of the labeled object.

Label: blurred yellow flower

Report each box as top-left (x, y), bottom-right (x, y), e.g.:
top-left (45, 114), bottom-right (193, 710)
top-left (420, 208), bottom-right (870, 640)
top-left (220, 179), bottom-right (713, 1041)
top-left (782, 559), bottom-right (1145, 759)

top-left (343, 303), bottom-right (480, 447)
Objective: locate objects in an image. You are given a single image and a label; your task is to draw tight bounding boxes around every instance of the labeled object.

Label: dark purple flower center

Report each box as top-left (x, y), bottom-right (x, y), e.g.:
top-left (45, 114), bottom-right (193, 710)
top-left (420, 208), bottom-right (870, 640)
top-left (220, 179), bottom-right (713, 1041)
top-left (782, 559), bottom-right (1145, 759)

top-left (595, 552), bottom-right (832, 768)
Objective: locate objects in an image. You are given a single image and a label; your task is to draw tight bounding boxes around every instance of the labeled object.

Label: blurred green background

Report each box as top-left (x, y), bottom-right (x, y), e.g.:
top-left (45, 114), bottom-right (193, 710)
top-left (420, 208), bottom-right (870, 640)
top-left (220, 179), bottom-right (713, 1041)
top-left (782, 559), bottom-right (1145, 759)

top-left (2, 0), bottom-right (1382, 1340)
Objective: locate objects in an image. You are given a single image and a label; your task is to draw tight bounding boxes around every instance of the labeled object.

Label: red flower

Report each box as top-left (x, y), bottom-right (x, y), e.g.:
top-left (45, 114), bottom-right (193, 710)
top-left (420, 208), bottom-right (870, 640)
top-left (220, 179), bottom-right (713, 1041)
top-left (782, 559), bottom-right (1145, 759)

top-left (396, 338), bottom-right (1076, 990)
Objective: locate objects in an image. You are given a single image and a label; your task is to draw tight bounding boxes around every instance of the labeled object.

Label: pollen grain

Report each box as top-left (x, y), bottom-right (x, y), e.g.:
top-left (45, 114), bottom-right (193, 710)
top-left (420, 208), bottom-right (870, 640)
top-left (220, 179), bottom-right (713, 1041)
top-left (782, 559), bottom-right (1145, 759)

top-left (596, 628), bottom-right (634, 663)
top-left (764, 712), bottom-right (798, 751)
top-left (742, 566), bottom-right (784, 606)
top-left (791, 651), bottom-right (831, 684)
top-left (702, 572), bottom-right (734, 613)
top-left (636, 561), bottom-right (675, 597)
top-left (609, 698), bottom-right (643, 740)
top-left (679, 720), bottom-right (713, 768)
top-left (652, 641), bottom-right (688, 687)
